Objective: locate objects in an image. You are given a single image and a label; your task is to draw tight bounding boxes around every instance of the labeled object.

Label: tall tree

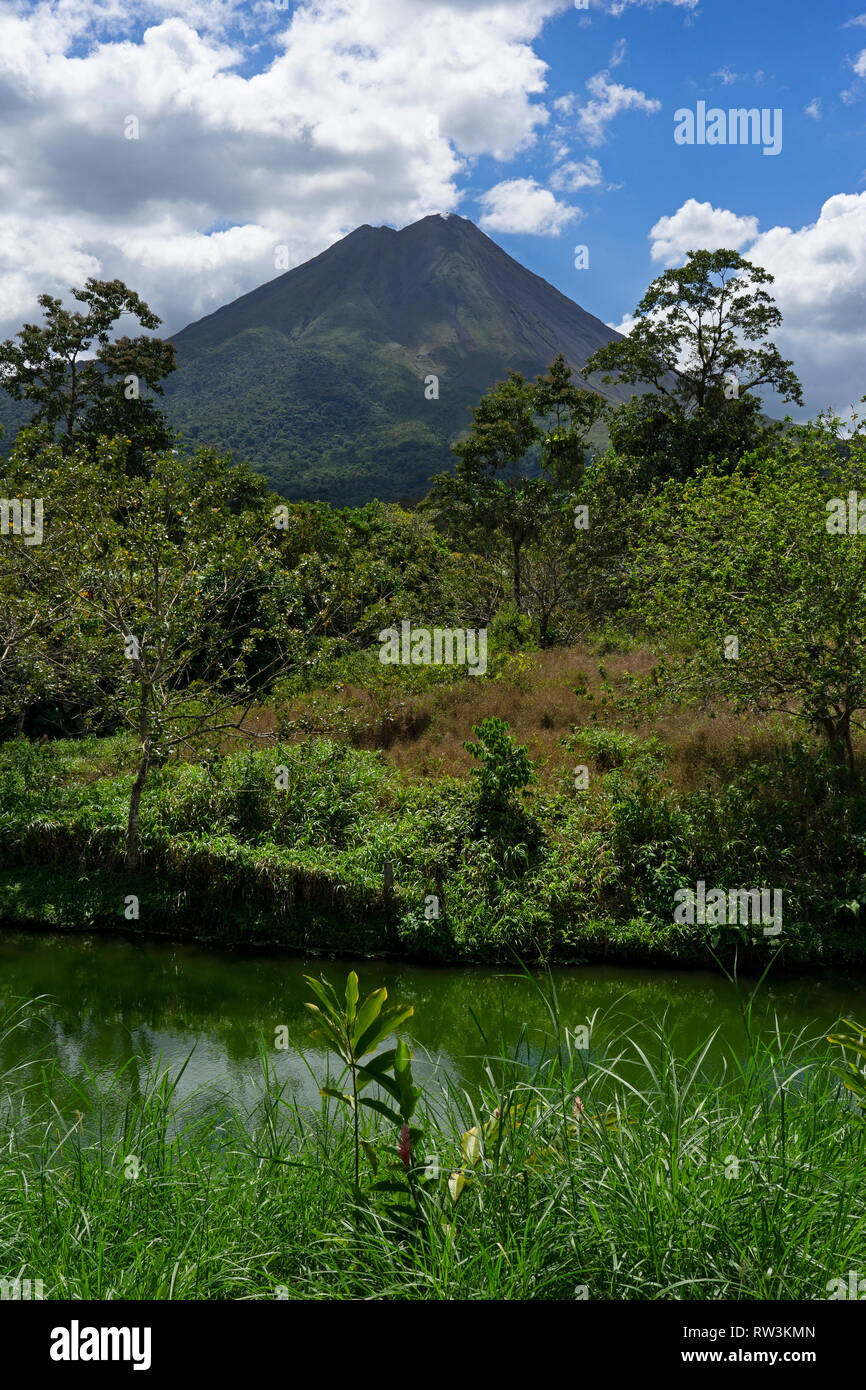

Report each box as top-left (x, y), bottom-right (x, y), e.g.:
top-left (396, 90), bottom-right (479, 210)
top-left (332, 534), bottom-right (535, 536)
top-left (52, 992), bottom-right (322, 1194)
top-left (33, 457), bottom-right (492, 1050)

top-left (428, 357), bottom-right (601, 610)
top-left (20, 442), bottom-right (290, 868)
top-left (534, 353), bottom-right (604, 486)
top-left (584, 249), bottom-right (803, 479)
top-left (0, 279), bottom-right (177, 467)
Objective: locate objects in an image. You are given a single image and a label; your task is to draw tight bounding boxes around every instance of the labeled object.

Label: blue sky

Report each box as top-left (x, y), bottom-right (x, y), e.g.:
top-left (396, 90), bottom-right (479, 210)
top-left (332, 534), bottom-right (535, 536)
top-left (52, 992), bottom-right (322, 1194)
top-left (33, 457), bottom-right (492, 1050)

top-left (495, 0), bottom-right (865, 329)
top-left (1, 0), bottom-right (865, 416)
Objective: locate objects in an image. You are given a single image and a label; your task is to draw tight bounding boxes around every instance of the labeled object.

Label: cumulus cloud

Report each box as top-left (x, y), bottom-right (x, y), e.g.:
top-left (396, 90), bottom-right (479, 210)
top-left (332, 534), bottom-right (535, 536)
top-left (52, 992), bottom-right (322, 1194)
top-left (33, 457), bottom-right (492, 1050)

top-left (639, 193), bottom-right (866, 418)
top-left (805, 97), bottom-right (822, 119)
top-left (550, 156), bottom-right (604, 191)
top-left (649, 199), bottom-right (761, 264)
top-left (576, 63), bottom-right (661, 145)
top-left (0, 0), bottom-right (569, 336)
top-left (478, 178), bottom-right (581, 235)
top-left (746, 193), bottom-right (866, 415)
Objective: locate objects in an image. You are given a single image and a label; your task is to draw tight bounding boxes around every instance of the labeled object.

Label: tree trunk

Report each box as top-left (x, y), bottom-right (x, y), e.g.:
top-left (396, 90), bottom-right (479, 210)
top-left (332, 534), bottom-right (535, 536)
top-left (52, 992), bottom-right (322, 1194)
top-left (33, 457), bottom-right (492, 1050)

top-left (820, 712), bottom-right (857, 780)
top-left (512, 536), bottom-right (522, 610)
top-left (125, 745), bottom-right (151, 872)
top-left (841, 710), bottom-right (857, 779)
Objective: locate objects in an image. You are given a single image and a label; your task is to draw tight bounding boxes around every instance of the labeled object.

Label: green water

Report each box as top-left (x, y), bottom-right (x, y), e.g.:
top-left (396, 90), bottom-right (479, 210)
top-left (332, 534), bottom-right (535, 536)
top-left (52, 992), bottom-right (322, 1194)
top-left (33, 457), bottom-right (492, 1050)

top-left (2, 929), bottom-right (866, 1118)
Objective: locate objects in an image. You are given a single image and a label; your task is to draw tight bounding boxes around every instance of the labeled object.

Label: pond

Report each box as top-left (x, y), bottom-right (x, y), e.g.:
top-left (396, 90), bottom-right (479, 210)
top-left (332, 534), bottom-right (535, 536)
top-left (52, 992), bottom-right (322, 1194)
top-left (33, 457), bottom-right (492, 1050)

top-left (2, 929), bottom-right (866, 1123)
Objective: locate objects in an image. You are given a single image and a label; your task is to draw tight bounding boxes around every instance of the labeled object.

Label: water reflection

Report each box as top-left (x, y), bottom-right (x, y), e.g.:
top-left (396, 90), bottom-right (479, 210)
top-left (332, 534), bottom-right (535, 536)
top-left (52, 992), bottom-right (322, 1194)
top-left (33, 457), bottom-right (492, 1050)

top-left (1, 929), bottom-right (865, 1122)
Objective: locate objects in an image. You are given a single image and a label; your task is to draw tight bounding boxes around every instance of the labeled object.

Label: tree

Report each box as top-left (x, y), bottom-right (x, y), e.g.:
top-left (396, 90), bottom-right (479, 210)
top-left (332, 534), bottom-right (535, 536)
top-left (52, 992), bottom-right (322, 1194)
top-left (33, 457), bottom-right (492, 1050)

top-left (428, 356), bottom-right (602, 609)
top-left (22, 442), bottom-right (292, 868)
top-left (630, 418), bottom-right (866, 776)
top-left (584, 249), bottom-right (803, 478)
top-left (606, 388), bottom-right (771, 485)
top-left (0, 278), bottom-right (177, 466)
top-left (463, 717), bottom-right (535, 829)
top-left (0, 428), bottom-right (106, 735)
top-left (521, 449), bottom-right (648, 643)
top-left (533, 353), bottom-right (604, 487)
top-left (432, 370), bottom-right (539, 608)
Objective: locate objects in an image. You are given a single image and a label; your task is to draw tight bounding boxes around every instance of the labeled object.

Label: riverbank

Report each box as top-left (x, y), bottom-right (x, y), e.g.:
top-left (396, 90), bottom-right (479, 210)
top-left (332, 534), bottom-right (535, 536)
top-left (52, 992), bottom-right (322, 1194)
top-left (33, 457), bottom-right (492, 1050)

top-left (1, 988), bottom-right (864, 1301)
top-left (2, 730), bottom-right (865, 967)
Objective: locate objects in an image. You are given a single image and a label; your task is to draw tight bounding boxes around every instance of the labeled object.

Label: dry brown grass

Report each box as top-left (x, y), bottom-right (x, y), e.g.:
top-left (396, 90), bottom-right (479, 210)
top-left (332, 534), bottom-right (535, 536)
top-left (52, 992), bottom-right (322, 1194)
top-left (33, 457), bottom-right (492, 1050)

top-left (228, 644), bottom-right (798, 791)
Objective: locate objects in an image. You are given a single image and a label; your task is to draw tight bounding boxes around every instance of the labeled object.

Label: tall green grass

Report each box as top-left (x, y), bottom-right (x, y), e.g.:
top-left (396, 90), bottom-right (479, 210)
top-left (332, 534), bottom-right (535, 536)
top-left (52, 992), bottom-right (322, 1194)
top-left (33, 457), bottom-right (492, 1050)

top-left (1, 981), bottom-right (864, 1300)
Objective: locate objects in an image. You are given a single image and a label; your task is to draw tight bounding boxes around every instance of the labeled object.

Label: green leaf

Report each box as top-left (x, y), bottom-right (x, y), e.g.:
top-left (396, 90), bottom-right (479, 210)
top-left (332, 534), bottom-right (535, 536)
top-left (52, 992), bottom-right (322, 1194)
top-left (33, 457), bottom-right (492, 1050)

top-left (345, 971), bottom-right (359, 1027)
top-left (359, 1138), bottom-right (379, 1175)
top-left (351, 987), bottom-right (387, 1050)
top-left (305, 1004), bottom-right (349, 1061)
top-left (394, 1037), bottom-right (412, 1079)
top-left (304, 976), bottom-right (344, 1027)
top-left (319, 1086), bottom-right (352, 1107)
top-left (359, 1097), bottom-right (403, 1126)
top-left (355, 1048), bottom-right (398, 1091)
top-left (393, 1038), bottom-right (419, 1120)
top-left (356, 1064), bottom-right (404, 1105)
top-left (355, 1004), bottom-right (415, 1058)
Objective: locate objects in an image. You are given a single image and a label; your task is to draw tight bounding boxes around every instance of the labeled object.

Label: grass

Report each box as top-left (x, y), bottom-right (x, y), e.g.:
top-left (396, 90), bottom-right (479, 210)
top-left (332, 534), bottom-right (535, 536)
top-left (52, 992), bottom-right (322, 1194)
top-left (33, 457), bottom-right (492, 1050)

top-left (266, 640), bottom-right (789, 791)
top-left (1, 641), bottom-right (866, 965)
top-left (1, 982), bottom-right (865, 1301)
top-left (1, 709), bottom-right (866, 964)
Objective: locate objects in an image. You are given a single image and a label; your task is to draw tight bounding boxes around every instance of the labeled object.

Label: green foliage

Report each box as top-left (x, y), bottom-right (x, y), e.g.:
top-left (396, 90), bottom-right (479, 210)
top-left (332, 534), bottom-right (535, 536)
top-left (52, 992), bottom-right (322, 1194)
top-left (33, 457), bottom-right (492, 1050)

top-left (827, 1018), bottom-right (866, 1110)
top-left (585, 249), bottom-right (802, 479)
top-left (4, 727), bottom-right (866, 966)
top-left (0, 278), bottom-right (177, 468)
top-left (427, 356), bottom-right (601, 609)
top-left (464, 717), bottom-right (535, 823)
top-left (561, 725), bottom-right (668, 775)
top-left (305, 970), bottom-right (421, 1202)
top-left (489, 601), bottom-right (536, 653)
top-left (629, 418), bottom-right (866, 773)
top-left (606, 389), bottom-right (775, 485)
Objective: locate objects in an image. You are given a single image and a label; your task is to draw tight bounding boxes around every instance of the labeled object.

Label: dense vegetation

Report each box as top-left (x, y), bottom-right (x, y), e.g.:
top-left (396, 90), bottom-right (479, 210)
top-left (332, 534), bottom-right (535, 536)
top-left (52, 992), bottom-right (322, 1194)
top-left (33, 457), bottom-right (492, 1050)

top-left (3, 246), bottom-right (866, 1308)
top-left (1, 249), bottom-right (865, 967)
top-left (2, 983), bottom-right (865, 1300)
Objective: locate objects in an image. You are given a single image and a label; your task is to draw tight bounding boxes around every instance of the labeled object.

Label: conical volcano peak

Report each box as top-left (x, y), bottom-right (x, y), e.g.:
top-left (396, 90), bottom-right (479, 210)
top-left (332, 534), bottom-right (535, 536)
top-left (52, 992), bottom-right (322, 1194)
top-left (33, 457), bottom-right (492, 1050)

top-left (161, 215), bottom-right (627, 506)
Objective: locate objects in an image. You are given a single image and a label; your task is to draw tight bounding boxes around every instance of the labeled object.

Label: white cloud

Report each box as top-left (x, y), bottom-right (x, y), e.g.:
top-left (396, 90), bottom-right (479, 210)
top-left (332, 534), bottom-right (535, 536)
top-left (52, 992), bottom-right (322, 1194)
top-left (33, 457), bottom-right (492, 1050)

top-left (478, 178), bottom-right (581, 235)
top-left (608, 37), bottom-right (628, 68)
top-left (606, 0), bottom-right (699, 12)
top-left (639, 193), bottom-right (866, 418)
top-left (648, 199), bottom-right (760, 264)
top-left (0, 0), bottom-right (570, 336)
top-left (607, 309), bottom-right (637, 335)
top-left (746, 193), bottom-right (866, 415)
top-left (550, 156), bottom-right (604, 191)
top-left (576, 68), bottom-right (661, 145)
top-left (805, 97), bottom-right (822, 119)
